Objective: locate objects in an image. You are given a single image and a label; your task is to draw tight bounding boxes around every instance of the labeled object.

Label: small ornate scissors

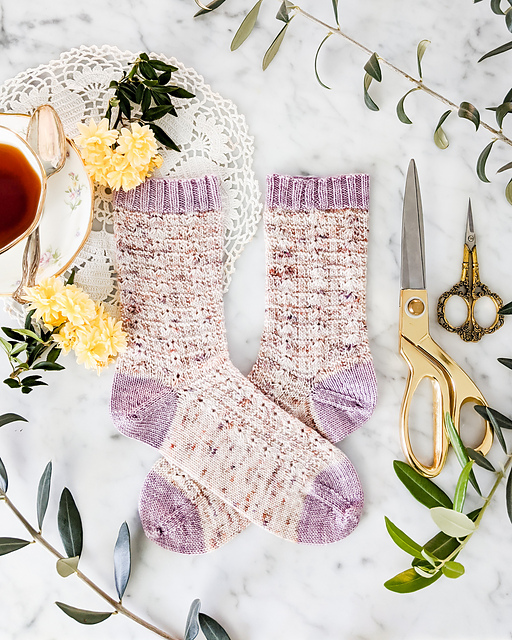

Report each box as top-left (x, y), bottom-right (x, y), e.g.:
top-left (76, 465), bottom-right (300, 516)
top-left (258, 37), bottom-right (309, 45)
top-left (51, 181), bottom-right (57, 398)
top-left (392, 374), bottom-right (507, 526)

top-left (437, 201), bottom-right (504, 342)
top-left (399, 161), bottom-right (493, 477)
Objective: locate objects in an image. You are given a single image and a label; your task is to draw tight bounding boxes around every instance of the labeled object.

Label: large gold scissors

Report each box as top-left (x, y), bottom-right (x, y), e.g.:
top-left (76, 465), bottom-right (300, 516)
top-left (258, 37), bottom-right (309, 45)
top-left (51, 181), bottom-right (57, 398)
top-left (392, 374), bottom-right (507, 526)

top-left (399, 160), bottom-right (493, 477)
top-left (437, 200), bottom-right (504, 342)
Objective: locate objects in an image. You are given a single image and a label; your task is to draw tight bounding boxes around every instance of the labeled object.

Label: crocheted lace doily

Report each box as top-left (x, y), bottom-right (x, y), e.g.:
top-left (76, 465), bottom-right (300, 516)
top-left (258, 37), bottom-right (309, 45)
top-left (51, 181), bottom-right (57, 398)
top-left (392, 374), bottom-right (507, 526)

top-left (0, 44), bottom-right (261, 316)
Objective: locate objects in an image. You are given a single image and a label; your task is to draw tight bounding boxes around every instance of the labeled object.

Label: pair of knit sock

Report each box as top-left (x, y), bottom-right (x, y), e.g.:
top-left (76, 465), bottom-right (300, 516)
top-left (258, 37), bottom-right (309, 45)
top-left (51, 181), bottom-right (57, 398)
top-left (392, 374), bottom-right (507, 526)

top-left (111, 173), bottom-right (377, 554)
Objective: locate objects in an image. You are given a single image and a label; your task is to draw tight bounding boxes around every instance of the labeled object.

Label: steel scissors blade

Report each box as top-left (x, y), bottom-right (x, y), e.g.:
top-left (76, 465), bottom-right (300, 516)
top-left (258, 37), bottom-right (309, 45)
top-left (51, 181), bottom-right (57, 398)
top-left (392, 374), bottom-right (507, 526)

top-left (399, 160), bottom-right (493, 477)
top-left (437, 200), bottom-right (504, 342)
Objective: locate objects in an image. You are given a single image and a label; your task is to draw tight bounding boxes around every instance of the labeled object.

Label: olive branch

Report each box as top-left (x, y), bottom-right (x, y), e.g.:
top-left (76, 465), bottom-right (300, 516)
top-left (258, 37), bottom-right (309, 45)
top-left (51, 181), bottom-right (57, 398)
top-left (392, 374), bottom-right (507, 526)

top-left (192, 0), bottom-right (512, 204)
top-left (0, 418), bottom-right (231, 638)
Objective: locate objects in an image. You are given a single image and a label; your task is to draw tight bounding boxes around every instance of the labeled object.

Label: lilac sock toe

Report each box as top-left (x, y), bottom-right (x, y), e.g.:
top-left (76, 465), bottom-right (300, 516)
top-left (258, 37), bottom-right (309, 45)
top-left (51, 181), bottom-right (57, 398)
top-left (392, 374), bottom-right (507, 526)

top-left (297, 459), bottom-right (364, 544)
top-left (140, 468), bottom-right (206, 555)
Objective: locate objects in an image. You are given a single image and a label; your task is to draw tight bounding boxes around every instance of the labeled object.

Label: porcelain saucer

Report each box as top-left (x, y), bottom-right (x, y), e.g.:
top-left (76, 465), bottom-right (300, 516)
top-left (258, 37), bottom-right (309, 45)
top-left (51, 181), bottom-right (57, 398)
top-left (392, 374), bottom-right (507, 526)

top-left (0, 112), bottom-right (93, 296)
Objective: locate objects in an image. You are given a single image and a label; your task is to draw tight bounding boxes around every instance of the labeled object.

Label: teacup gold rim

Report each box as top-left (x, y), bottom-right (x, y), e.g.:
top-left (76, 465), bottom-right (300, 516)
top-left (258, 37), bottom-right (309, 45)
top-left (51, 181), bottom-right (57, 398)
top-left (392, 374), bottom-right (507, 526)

top-left (0, 124), bottom-right (48, 255)
top-left (0, 112), bottom-right (94, 297)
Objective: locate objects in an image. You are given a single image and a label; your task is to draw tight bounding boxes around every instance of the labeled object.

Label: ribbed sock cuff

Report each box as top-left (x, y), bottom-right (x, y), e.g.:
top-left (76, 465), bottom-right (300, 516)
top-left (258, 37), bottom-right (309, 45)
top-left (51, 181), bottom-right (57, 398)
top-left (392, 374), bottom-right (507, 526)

top-left (114, 175), bottom-right (222, 214)
top-left (266, 173), bottom-right (369, 212)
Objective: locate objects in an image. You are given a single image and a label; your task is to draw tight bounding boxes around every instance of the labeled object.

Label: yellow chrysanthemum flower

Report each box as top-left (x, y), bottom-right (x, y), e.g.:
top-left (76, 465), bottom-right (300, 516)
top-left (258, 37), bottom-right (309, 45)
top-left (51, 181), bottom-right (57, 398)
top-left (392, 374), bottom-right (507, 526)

top-left (92, 306), bottom-right (128, 357)
top-left (73, 324), bottom-right (111, 372)
top-left (75, 118), bottom-right (118, 151)
top-left (107, 151), bottom-right (145, 191)
top-left (24, 277), bottom-right (67, 327)
top-left (116, 122), bottom-right (158, 169)
top-left (75, 119), bottom-right (162, 192)
top-left (53, 285), bottom-right (96, 326)
top-left (52, 322), bottom-right (79, 354)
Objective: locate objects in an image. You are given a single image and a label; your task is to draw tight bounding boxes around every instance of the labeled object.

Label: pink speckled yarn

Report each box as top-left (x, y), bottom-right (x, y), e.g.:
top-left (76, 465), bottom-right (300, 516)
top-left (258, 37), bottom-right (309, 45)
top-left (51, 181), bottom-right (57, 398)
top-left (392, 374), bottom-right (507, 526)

top-left (111, 175), bottom-right (364, 554)
top-left (138, 174), bottom-right (376, 554)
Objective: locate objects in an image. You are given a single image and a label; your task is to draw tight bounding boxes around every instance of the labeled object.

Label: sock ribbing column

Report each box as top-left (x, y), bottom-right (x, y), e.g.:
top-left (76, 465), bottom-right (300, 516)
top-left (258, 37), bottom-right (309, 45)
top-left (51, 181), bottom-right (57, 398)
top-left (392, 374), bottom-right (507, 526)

top-left (111, 176), bottom-right (364, 552)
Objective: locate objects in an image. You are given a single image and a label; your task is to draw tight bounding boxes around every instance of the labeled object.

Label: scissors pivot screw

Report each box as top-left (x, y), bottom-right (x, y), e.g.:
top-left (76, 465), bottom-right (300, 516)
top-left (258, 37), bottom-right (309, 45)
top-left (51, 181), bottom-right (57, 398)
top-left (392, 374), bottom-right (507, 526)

top-left (407, 297), bottom-right (425, 316)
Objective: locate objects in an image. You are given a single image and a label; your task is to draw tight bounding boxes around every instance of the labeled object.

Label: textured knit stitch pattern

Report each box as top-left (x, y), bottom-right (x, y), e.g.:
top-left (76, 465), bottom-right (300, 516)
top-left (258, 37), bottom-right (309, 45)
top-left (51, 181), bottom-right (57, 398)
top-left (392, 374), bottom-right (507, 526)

top-left (249, 174), bottom-right (377, 440)
top-left (112, 176), bottom-right (364, 550)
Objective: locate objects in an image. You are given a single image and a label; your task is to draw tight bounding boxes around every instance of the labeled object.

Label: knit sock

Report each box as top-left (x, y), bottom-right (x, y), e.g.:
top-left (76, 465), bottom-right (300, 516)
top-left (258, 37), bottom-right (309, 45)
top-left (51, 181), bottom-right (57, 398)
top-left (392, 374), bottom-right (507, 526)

top-left (111, 176), bottom-right (364, 553)
top-left (138, 173), bottom-right (376, 553)
top-left (250, 173), bottom-right (377, 439)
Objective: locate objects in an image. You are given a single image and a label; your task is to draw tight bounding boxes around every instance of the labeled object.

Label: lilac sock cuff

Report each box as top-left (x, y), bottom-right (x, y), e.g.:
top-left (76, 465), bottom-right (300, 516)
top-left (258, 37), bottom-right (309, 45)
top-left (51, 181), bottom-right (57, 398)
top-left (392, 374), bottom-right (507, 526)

top-left (114, 175), bottom-right (222, 214)
top-left (266, 173), bottom-right (369, 212)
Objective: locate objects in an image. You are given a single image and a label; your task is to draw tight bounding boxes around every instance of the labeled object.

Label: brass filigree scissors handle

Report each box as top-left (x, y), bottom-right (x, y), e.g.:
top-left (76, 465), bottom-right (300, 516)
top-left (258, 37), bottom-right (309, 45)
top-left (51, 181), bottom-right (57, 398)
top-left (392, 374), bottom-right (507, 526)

top-left (437, 201), bottom-right (504, 342)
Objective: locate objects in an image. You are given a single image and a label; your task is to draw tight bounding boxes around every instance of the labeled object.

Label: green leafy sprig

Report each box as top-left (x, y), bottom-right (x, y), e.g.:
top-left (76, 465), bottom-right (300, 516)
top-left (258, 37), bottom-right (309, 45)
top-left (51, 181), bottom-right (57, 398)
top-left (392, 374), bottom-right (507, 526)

top-left (105, 52), bottom-right (195, 152)
top-left (1, 308), bottom-right (64, 394)
top-left (0, 432), bottom-right (232, 639)
top-left (193, 0), bottom-right (512, 204)
top-left (385, 405), bottom-right (512, 593)
top-left (0, 271), bottom-right (81, 393)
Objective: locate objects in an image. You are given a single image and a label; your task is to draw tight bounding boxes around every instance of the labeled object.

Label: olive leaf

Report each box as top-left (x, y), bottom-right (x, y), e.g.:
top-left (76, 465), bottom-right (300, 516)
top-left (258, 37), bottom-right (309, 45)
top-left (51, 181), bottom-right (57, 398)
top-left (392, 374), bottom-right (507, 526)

top-left (364, 52), bottom-right (382, 82)
top-left (498, 298), bottom-right (512, 312)
top-left (276, 1), bottom-right (291, 23)
top-left (384, 517), bottom-right (423, 558)
top-left (506, 468), bottom-right (512, 524)
top-left (458, 101), bottom-right (481, 130)
top-left (491, 0), bottom-right (508, 14)
top-left (474, 405), bottom-right (507, 454)
top-left (444, 413), bottom-right (481, 495)
top-left (0, 537), bottom-right (31, 556)
top-left (494, 102), bottom-right (512, 128)
top-left (55, 602), bottom-right (112, 625)
top-left (423, 508), bottom-right (479, 560)
top-left (184, 599), bottom-right (201, 640)
top-left (453, 460), bottom-right (474, 512)
top-left (420, 548), bottom-right (440, 567)
top-left (416, 39), bottom-right (430, 79)
top-left (442, 561), bottom-right (465, 579)
top-left (363, 73), bottom-right (379, 111)
top-left (396, 88), bottom-right (420, 124)
top-left (194, 0), bottom-right (228, 17)
top-left (36, 461), bottom-right (52, 530)
top-left (114, 522), bottom-right (131, 601)
top-left (331, 0), bottom-right (340, 26)
top-left (384, 567), bottom-right (442, 593)
top-left (231, 0), bottom-right (263, 51)
top-left (497, 163), bottom-right (512, 174)
top-left (393, 460), bottom-right (453, 509)
top-left (314, 33), bottom-right (333, 90)
top-left (434, 110), bottom-right (451, 149)
top-left (56, 555), bottom-right (79, 578)
top-left (430, 507), bottom-right (477, 538)
top-left (506, 178), bottom-right (512, 205)
top-left (506, 8), bottom-right (512, 32)
top-left (198, 613), bottom-right (232, 640)
top-left (466, 448), bottom-right (496, 472)
top-left (498, 357), bottom-right (512, 369)
top-left (0, 457), bottom-right (7, 492)
top-left (58, 488), bottom-right (83, 559)
top-left (412, 559), bottom-right (437, 578)
top-left (0, 413), bottom-right (27, 428)
top-left (262, 22), bottom-right (291, 70)
top-left (476, 140), bottom-right (496, 182)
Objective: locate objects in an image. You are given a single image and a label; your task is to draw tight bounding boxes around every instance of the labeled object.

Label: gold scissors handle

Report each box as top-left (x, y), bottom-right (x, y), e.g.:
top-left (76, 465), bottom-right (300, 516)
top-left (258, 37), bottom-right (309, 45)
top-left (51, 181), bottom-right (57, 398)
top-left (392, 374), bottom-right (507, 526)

top-left (437, 201), bottom-right (504, 342)
top-left (400, 289), bottom-right (493, 477)
top-left (437, 244), bottom-right (503, 342)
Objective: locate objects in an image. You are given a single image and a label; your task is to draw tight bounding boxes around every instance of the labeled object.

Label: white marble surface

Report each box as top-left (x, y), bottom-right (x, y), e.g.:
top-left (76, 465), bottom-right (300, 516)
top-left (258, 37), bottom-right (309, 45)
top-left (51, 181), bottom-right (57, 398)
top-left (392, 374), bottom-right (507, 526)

top-left (1, 1), bottom-right (512, 638)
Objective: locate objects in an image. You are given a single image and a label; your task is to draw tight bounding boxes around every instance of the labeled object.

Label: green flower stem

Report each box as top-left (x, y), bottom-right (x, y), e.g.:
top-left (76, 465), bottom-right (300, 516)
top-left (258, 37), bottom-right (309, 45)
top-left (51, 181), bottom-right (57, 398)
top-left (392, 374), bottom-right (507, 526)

top-left (289, 3), bottom-right (512, 149)
top-left (0, 489), bottom-right (178, 640)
